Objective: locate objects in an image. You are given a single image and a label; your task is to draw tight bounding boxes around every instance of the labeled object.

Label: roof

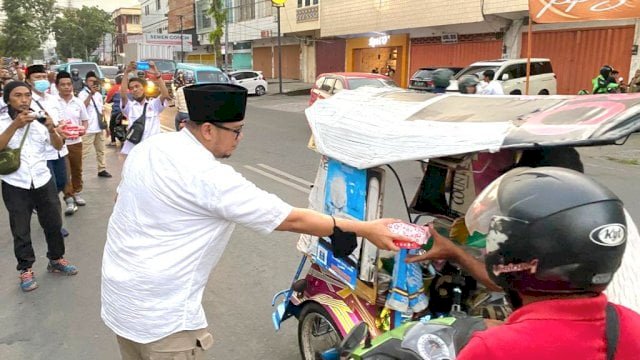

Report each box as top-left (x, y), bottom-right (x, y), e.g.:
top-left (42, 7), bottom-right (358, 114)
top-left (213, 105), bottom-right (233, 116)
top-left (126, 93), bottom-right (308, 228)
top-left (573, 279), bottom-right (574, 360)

top-left (176, 63), bottom-right (222, 71)
top-left (317, 72), bottom-right (391, 80)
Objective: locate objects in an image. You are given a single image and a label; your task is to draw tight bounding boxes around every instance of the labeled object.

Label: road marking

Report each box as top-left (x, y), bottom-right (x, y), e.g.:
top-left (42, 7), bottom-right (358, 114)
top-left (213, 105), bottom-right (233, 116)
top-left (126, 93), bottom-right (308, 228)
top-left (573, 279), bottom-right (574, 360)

top-left (244, 165), bottom-right (311, 193)
top-left (256, 163), bottom-right (313, 187)
top-left (161, 125), bottom-right (175, 132)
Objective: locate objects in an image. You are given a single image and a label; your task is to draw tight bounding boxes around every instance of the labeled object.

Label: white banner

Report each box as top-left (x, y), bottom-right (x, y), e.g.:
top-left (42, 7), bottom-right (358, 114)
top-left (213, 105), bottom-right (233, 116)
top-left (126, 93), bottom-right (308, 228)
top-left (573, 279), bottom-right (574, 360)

top-left (144, 33), bottom-right (193, 52)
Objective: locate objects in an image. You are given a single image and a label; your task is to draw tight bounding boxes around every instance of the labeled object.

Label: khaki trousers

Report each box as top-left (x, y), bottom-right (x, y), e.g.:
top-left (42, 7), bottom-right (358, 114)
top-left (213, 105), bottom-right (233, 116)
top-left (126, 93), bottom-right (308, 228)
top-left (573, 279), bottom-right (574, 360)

top-left (64, 142), bottom-right (83, 198)
top-left (82, 132), bottom-right (106, 172)
top-left (117, 329), bottom-right (213, 360)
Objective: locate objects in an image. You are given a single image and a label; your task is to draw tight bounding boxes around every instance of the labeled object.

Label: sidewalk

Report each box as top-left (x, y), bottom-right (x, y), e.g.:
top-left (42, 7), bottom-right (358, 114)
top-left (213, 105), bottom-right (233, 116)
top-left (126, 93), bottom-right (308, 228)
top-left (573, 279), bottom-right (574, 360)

top-left (266, 78), bottom-right (313, 96)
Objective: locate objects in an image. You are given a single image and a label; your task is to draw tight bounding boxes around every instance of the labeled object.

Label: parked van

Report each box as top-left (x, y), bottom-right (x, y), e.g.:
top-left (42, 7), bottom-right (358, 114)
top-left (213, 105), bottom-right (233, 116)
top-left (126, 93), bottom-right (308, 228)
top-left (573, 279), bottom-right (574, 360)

top-left (57, 62), bottom-right (104, 80)
top-left (448, 58), bottom-right (557, 95)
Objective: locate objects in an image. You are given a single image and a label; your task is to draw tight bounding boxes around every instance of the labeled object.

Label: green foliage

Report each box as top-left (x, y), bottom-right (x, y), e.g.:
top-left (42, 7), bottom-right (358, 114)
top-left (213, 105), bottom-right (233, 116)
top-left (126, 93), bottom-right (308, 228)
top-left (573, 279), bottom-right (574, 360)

top-left (0, 0), bottom-right (56, 58)
top-left (52, 6), bottom-right (112, 61)
top-left (207, 0), bottom-right (227, 67)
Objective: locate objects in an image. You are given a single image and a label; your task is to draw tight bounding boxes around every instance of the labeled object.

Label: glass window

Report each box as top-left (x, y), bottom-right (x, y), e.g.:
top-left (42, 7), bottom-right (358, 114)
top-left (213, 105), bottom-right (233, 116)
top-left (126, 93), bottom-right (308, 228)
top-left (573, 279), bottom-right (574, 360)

top-left (236, 0), bottom-right (255, 22)
top-left (348, 78), bottom-right (397, 89)
top-left (321, 78), bottom-right (336, 92)
top-left (531, 61), bottom-right (553, 76)
top-left (332, 79), bottom-right (344, 94)
top-left (313, 0), bottom-right (318, 4)
top-left (197, 70), bottom-right (230, 84)
top-left (305, 0), bottom-right (311, 6)
top-left (314, 76), bottom-right (325, 88)
top-left (69, 64), bottom-right (101, 80)
top-left (456, 66), bottom-right (499, 80)
top-left (411, 69), bottom-right (435, 79)
top-left (298, 0), bottom-right (303, 7)
top-left (156, 0), bottom-right (161, 10)
top-left (145, 5), bottom-right (150, 15)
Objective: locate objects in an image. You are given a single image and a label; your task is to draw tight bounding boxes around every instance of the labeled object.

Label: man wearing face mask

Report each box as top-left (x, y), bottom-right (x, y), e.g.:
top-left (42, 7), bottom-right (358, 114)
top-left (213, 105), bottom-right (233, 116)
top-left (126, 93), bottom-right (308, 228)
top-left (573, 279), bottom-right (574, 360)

top-left (0, 82), bottom-right (78, 292)
top-left (70, 68), bottom-right (84, 96)
top-left (25, 64), bottom-right (71, 237)
top-left (119, 61), bottom-right (170, 156)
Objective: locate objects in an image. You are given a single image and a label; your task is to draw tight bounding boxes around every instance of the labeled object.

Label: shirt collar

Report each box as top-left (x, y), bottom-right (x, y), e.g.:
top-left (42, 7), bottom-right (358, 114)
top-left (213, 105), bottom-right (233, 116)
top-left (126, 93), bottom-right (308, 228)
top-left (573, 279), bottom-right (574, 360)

top-left (181, 128), bottom-right (217, 162)
top-left (506, 293), bottom-right (608, 324)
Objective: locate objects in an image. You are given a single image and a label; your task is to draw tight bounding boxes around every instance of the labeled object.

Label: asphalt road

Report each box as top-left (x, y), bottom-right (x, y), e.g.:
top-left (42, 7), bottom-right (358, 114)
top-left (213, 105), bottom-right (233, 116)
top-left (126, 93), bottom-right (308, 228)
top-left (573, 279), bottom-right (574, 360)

top-left (0, 94), bottom-right (639, 360)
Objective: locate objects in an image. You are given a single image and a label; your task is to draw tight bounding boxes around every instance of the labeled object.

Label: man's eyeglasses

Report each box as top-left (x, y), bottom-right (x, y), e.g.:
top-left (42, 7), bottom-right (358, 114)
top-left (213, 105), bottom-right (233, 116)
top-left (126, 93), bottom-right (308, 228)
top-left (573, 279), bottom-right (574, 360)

top-left (212, 123), bottom-right (243, 139)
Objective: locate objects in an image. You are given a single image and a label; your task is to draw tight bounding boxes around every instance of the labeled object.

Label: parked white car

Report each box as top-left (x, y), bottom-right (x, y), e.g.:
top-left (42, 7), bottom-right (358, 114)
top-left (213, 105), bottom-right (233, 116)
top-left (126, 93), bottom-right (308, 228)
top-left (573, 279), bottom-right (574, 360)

top-left (448, 58), bottom-right (557, 95)
top-left (230, 70), bottom-right (268, 96)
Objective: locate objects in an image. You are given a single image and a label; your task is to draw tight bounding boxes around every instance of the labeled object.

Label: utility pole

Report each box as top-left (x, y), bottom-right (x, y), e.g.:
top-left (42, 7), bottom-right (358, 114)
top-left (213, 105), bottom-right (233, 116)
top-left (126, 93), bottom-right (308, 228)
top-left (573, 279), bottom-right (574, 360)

top-left (179, 15), bottom-right (184, 62)
top-left (272, 0), bottom-right (286, 94)
top-left (224, 4), bottom-right (229, 71)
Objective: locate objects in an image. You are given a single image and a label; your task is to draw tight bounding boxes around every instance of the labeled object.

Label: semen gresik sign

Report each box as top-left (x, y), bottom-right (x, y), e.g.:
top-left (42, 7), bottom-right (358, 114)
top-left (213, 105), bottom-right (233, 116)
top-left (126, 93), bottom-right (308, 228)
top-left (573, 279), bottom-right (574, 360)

top-left (530, 0), bottom-right (640, 23)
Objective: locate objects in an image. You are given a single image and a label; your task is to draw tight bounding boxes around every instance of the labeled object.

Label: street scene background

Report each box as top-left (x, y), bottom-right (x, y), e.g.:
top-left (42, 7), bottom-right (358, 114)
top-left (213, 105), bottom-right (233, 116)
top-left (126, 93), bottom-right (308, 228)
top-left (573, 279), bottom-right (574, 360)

top-left (0, 92), bottom-right (638, 359)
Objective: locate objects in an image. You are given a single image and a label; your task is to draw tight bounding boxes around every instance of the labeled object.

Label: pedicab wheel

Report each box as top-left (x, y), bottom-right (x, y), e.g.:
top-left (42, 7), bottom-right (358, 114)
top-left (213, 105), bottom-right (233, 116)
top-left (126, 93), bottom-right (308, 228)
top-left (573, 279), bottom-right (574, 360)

top-left (298, 302), bottom-right (343, 360)
top-left (255, 85), bottom-right (266, 96)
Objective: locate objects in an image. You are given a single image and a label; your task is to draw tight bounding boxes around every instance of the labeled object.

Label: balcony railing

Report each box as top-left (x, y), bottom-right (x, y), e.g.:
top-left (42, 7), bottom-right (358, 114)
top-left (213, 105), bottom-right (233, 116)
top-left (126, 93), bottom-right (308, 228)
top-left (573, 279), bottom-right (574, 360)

top-left (296, 5), bottom-right (318, 23)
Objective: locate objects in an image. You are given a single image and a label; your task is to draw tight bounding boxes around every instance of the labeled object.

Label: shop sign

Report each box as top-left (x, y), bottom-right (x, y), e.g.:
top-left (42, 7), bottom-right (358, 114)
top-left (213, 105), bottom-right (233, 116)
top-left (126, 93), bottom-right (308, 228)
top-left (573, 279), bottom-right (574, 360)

top-left (369, 35), bottom-right (390, 47)
top-left (529, 0), bottom-right (640, 23)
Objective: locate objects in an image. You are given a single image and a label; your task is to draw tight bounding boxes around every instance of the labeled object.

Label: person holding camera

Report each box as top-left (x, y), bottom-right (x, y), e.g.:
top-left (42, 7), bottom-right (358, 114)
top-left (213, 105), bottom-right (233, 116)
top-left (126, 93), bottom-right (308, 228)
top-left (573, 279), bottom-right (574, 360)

top-left (25, 65), bottom-right (72, 234)
top-left (0, 81), bottom-right (78, 292)
top-left (119, 61), bottom-right (170, 156)
top-left (78, 71), bottom-right (112, 179)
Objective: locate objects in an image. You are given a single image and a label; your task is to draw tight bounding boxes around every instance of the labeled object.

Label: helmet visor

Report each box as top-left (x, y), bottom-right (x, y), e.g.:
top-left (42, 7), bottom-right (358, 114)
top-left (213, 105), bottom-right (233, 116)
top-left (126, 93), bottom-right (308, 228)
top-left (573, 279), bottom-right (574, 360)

top-left (465, 167), bottom-right (530, 237)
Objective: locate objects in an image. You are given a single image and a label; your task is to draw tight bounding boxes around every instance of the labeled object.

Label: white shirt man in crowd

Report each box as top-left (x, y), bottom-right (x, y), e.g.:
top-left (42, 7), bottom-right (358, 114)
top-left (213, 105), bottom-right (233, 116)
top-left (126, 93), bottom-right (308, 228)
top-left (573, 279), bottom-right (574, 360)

top-left (479, 69), bottom-right (504, 95)
top-left (101, 83), bottom-right (406, 359)
top-left (0, 81), bottom-right (78, 292)
top-left (56, 71), bottom-right (89, 215)
top-left (25, 64), bottom-right (72, 235)
top-left (78, 71), bottom-right (112, 178)
top-left (119, 61), bottom-right (170, 155)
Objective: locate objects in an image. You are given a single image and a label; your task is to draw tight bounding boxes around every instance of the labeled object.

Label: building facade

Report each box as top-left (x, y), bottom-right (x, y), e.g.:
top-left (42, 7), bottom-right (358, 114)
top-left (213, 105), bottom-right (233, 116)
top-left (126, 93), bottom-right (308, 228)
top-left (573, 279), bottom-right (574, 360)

top-left (112, 6), bottom-right (143, 61)
top-left (168, 0), bottom-right (200, 62)
top-left (141, 0), bottom-right (170, 35)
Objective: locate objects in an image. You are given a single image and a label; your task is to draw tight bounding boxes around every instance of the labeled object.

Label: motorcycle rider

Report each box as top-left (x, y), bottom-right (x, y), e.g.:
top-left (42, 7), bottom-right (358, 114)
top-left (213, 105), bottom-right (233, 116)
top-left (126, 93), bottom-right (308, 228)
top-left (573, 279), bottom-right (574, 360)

top-left (409, 167), bottom-right (640, 359)
top-left (458, 75), bottom-right (480, 94)
top-left (70, 69), bottom-right (84, 96)
top-left (429, 68), bottom-right (453, 94)
top-left (592, 65), bottom-right (620, 94)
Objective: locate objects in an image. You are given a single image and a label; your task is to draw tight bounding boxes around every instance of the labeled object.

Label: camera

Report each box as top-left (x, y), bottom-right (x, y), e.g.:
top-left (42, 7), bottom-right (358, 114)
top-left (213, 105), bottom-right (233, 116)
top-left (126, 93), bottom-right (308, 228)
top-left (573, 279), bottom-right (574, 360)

top-left (30, 110), bottom-right (47, 124)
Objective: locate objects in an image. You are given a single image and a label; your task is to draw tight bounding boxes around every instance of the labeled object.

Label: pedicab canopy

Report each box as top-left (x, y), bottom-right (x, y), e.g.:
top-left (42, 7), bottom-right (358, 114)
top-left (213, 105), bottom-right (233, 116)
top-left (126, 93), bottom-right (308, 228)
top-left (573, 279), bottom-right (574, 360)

top-left (305, 88), bottom-right (640, 169)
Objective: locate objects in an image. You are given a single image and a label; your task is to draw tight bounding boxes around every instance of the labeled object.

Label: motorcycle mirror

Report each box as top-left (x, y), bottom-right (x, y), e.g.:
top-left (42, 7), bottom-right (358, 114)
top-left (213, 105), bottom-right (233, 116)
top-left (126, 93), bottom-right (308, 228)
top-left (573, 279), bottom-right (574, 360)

top-left (339, 322), bottom-right (369, 355)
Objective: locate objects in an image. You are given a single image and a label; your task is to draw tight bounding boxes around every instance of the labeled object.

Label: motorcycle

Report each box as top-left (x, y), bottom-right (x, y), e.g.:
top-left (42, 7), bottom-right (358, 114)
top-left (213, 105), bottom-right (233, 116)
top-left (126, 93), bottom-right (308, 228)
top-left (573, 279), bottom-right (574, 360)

top-left (271, 88), bottom-right (640, 360)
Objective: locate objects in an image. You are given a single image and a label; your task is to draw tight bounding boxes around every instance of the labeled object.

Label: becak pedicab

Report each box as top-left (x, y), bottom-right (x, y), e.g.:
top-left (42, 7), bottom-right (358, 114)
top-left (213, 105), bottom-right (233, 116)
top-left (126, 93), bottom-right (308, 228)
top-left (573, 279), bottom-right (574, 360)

top-left (271, 88), bottom-right (640, 360)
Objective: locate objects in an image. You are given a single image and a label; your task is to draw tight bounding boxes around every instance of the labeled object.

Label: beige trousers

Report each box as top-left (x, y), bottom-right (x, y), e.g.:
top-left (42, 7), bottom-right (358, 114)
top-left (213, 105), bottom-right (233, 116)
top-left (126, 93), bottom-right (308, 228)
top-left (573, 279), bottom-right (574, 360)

top-left (117, 329), bottom-right (213, 360)
top-left (82, 132), bottom-right (106, 172)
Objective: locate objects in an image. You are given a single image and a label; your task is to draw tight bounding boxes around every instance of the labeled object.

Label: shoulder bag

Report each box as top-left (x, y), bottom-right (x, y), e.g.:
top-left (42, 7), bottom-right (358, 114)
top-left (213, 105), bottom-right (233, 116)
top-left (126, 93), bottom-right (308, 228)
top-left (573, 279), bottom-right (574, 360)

top-left (125, 103), bottom-right (148, 145)
top-left (0, 123), bottom-right (31, 175)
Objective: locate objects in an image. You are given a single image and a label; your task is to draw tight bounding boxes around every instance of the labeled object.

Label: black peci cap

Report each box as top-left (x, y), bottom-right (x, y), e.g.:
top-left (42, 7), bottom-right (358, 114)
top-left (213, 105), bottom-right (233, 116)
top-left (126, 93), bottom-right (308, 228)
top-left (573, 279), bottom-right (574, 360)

top-left (25, 64), bottom-right (47, 78)
top-left (184, 83), bottom-right (248, 123)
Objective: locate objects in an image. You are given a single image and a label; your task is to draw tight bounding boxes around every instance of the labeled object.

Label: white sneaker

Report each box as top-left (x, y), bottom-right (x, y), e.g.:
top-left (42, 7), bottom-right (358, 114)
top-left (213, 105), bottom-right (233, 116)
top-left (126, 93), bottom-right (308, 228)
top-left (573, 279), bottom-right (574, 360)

top-left (64, 198), bottom-right (77, 216)
top-left (74, 195), bottom-right (86, 206)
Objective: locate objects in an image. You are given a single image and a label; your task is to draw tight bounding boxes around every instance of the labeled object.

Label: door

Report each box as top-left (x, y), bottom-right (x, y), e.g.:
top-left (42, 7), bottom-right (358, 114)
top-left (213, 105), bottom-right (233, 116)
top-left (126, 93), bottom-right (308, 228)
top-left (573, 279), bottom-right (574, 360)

top-left (242, 71), bottom-right (259, 92)
top-left (410, 40), bottom-right (503, 81)
top-left (274, 45), bottom-right (301, 80)
top-left (253, 47), bottom-right (273, 78)
top-left (522, 26), bottom-right (634, 94)
top-left (499, 63), bottom-right (527, 95)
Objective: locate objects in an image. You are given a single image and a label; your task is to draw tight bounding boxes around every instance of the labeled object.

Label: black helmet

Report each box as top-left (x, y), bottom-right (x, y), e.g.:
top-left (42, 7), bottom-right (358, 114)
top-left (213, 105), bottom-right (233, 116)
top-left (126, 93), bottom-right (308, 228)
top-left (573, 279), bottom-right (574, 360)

top-left (600, 65), bottom-right (613, 78)
top-left (432, 68), bottom-right (453, 88)
top-left (458, 75), bottom-right (479, 94)
top-left (71, 68), bottom-right (79, 76)
top-left (466, 167), bottom-right (627, 295)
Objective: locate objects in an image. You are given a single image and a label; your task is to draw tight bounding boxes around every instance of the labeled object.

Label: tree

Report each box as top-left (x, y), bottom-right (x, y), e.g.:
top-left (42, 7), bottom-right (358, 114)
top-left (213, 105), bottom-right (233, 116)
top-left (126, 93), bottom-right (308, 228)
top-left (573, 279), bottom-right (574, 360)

top-left (207, 0), bottom-right (227, 68)
top-left (0, 0), bottom-right (56, 58)
top-left (52, 6), bottom-right (112, 61)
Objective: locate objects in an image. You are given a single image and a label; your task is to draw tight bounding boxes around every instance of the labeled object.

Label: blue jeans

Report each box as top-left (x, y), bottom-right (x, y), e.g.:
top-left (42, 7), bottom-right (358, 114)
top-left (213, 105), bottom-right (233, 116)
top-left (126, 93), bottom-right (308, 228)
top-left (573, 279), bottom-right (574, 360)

top-left (47, 156), bottom-right (68, 194)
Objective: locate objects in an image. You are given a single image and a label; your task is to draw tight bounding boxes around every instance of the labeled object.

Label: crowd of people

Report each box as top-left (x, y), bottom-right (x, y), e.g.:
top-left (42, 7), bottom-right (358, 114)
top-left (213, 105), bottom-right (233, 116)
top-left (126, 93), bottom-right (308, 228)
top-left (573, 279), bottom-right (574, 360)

top-left (0, 57), bottom-right (639, 360)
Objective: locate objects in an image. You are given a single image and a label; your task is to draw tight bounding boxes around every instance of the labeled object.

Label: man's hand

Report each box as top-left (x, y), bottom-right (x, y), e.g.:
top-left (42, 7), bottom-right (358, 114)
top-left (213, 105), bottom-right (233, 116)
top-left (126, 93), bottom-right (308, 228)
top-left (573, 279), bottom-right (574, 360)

top-left (43, 114), bottom-right (56, 132)
top-left (125, 61), bottom-right (136, 74)
top-left (359, 218), bottom-right (406, 252)
top-left (148, 61), bottom-right (160, 79)
top-left (405, 223), bottom-right (461, 263)
top-left (12, 111), bottom-right (35, 129)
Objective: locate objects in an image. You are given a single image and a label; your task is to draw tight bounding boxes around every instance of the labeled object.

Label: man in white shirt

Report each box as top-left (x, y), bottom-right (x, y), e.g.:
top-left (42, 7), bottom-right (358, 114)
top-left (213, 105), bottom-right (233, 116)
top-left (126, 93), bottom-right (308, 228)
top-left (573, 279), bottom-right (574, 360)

top-left (102, 83), bottom-right (406, 359)
top-left (479, 70), bottom-right (504, 95)
top-left (57, 71), bottom-right (89, 215)
top-left (119, 61), bottom-right (170, 155)
top-left (25, 65), bottom-right (72, 235)
top-left (78, 71), bottom-right (112, 179)
top-left (0, 82), bottom-right (78, 292)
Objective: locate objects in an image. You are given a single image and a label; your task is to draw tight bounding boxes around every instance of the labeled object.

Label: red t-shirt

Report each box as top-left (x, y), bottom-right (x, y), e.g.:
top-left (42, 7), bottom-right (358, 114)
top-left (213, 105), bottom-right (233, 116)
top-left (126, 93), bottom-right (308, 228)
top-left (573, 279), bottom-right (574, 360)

top-left (458, 294), bottom-right (640, 360)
